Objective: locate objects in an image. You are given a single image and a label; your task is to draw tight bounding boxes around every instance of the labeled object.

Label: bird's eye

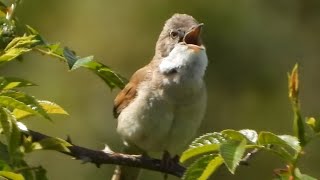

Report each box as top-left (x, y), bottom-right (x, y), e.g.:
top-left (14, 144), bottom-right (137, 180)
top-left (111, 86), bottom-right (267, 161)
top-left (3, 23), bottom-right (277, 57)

top-left (170, 30), bottom-right (179, 39)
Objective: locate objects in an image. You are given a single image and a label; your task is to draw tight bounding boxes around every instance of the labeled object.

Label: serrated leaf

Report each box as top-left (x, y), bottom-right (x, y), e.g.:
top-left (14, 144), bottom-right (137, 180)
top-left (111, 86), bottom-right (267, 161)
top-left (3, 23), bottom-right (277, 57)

top-left (180, 132), bottom-right (226, 163)
top-left (220, 139), bottom-right (246, 174)
top-left (306, 117), bottom-right (320, 133)
top-left (182, 154), bottom-right (215, 180)
top-left (32, 137), bottom-right (71, 152)
top-left (0, 171), bottom-right (24, 180)
top-left (239, 129), bottom-right (258, 143)
top-left (222, 129), bottom-right (246, 140)
top-left (258, 132), bottom-right (300, 153)
top-left (1, 91), bottom-right (51, 121)
top-left (0, 77), bottom-right (36, 90)
top-left (0, 95), bottom-right (38, 115)
top-left (198, 155), bottom-right (224, 180)
top-left (278, 135), bottom-right (301, 152)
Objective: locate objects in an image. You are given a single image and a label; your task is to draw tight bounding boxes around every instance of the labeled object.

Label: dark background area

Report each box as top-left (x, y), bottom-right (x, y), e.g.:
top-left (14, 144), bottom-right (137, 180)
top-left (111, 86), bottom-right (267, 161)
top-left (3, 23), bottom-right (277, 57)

top-left (2, 0), bottom-right (320, 179)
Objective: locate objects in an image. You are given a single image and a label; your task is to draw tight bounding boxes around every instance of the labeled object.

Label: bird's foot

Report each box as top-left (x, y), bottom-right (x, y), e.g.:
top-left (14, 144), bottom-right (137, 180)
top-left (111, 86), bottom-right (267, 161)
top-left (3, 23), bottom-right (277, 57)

top-left (161, 151), bottom-right (180, 180)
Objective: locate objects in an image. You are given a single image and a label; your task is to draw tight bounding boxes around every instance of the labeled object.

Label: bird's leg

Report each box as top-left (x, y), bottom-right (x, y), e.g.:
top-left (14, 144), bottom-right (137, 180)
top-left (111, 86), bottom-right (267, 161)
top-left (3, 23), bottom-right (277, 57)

top-left (160, 151), bottom-right (180, 180)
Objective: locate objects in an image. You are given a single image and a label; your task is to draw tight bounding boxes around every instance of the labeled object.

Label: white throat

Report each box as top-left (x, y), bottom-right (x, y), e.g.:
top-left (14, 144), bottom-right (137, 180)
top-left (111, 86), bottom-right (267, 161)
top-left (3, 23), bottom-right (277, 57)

top-left (159, 43), bottom-right (208, 80)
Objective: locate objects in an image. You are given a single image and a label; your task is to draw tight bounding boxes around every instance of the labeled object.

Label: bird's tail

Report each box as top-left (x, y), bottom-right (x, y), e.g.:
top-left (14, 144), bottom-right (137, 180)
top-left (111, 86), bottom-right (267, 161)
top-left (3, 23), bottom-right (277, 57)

top-left (111, 144), bottom-right (144, 180)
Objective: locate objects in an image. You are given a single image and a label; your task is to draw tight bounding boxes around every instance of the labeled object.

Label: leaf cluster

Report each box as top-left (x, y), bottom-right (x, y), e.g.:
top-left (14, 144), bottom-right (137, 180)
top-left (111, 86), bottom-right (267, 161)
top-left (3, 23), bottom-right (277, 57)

top-left (181, 64), bottom-right (320, 180)
top-left (0, 0), bottom-right (126, 179)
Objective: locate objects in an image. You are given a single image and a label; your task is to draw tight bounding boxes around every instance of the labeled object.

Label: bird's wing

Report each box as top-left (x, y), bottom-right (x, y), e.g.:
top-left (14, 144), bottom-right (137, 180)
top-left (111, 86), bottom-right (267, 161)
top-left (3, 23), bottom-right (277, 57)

top-left (113, 65), bottom-right (150, 118)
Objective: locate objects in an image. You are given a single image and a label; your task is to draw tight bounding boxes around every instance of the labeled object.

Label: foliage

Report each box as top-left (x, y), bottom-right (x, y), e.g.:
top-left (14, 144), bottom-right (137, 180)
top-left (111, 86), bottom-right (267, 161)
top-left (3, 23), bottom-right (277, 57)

top-left (0, 0), bottom-right (319, 180)
top-left (180, 64), bottom-right (319, 179)
top-left (0, 0), bottom-right (126, 179)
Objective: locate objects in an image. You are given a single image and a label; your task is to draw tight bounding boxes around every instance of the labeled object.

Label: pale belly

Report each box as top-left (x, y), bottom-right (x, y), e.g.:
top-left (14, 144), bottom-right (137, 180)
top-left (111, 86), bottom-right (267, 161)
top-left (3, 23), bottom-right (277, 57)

top-left (117, 82), bottom-right (207, 154)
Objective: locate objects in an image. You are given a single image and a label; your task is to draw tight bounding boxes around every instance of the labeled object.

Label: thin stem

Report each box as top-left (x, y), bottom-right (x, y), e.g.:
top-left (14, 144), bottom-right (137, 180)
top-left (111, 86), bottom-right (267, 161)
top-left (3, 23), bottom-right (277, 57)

top-left (33, 47), bottom-right (66, 62)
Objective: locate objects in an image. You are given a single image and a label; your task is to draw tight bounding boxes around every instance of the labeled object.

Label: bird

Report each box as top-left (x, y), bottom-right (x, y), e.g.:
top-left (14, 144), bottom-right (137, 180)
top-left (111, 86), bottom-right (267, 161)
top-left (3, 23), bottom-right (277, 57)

top-left (112, 13), bottom-right (208, 180)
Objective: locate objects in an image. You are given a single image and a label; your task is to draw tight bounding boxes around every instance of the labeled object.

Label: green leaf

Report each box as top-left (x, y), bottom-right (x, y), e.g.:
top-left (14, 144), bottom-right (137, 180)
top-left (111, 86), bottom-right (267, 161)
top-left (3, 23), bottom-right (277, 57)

top-left (306, 117), bottom-right (320, 133)
top-left (0, 95), bottom-right (38, 114)
top-left (198, 155), bottom-right (224, 180)
top-left (294, 168), bottom-right (317, 180)
top-left (278, 135), bottom-right (301, 152)
top-left (0, 108), bottom-right (22, 161)
top-left (180, 132), bottom-right (226, 163)
top-left (0, 47), bottom-right (30, 62)
top-left (69, 54), bottom-right (127, 90)
top-left (0, 35), bottom-right (39, 63)
top-left (63, 47), bottom-right (77, 69)
top-left (0, 142), bottom-right (9, 163)
top-left (13, 100), bottom-right (68, 120)
top-left (1, 91), bottom-right (51, 121)
top-left (0, 77), bottom-right (37, 90)
top-left (32, 137), bottom-right (71, 152)
top-left (258, 132), bottom-right (301, 153)
top-left (182, 154), bottom-right (215, 180)
top-left (0, 160), bottom-right (11, 171)
top-left (220, 139), bottom-right (246, 174)
top-left (37, 100), bottom-right (68, 115)
top-left (258, 132), bottom-right (298, 162)
top-left (4, 35), bottom-right (39, 51)
top-left (239, 129), bottom-right (258, 143)
top-left (0, 171), bottom-right (25, 180)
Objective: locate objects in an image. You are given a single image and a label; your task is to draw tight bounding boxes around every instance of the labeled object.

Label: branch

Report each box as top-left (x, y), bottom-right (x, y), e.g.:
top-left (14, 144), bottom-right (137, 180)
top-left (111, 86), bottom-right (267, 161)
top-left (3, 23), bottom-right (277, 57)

top-left (26, 130), bottom-right (186, 178)
top-left (25, 130), bottom-right (259, 178)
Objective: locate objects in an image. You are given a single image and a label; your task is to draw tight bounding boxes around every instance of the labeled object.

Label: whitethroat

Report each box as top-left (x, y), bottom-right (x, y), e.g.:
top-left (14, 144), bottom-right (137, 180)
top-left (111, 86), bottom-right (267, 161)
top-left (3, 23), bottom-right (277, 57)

top-left (112, 13), bottom-right (208, 180)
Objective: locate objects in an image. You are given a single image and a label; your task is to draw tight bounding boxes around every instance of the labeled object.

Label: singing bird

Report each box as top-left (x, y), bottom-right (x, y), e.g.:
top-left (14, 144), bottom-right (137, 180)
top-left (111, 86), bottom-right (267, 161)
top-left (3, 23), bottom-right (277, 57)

top-left (112, 13), bottom-right (208, 180)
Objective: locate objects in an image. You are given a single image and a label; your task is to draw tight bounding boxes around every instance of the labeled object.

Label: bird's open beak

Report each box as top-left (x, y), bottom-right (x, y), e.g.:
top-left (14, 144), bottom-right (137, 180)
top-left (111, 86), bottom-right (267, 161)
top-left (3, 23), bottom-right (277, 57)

top-left (183, 23), bottom-right (203, 46)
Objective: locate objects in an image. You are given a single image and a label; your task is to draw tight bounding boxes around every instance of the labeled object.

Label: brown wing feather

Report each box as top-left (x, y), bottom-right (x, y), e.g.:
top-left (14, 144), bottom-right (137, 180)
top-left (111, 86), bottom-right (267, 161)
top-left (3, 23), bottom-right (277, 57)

top-left (113, 66), bottom-right (150, 118)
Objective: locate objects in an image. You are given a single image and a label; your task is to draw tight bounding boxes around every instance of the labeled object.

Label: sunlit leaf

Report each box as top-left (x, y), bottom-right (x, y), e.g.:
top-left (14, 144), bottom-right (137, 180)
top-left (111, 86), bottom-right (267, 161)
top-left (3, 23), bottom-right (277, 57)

top-left (0, 171), bottom-right (24, 180)
top-left (0, 77), bottom-right (36, 90)
top-left (258, 132), bottom-right (301, 153)
top-left (239, 129), bottom-right (258, 143)
top-left (180, 132), bottom-right (225, 163)
top-left (198, 155), bottom-right (224, 180)
top-left (13, 100), bottom-right (68, 120)
top-left (278, 135), bottom-right (301, 152)
top-left (0, 47), bottom-right (30, 62)
top-left (1, 91), bottom-right (51, 121)
top-left (32, 137), bottom-right (71, 152)
top-left (221, 129), bottom-right (246, 141)
top-left (0, 95), bottom-right (37, 114)
top-left (220, 139), bottom-right (246, 174)
top-left (37, 100), bottom-right (68, 115)
top-left (182, 154), bottom-right (215, 180)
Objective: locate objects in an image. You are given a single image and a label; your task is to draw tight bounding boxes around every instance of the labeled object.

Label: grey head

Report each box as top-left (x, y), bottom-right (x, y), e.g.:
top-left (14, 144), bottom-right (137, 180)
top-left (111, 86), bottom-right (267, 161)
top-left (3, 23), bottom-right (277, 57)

top-left (155, 13), bottom-right (203, 58)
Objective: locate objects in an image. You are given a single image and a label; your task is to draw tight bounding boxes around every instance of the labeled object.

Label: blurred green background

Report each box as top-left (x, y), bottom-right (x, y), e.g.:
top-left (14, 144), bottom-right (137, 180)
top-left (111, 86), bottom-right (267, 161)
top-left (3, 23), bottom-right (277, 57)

top-left (2, 0), bottom-right (320, 179)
